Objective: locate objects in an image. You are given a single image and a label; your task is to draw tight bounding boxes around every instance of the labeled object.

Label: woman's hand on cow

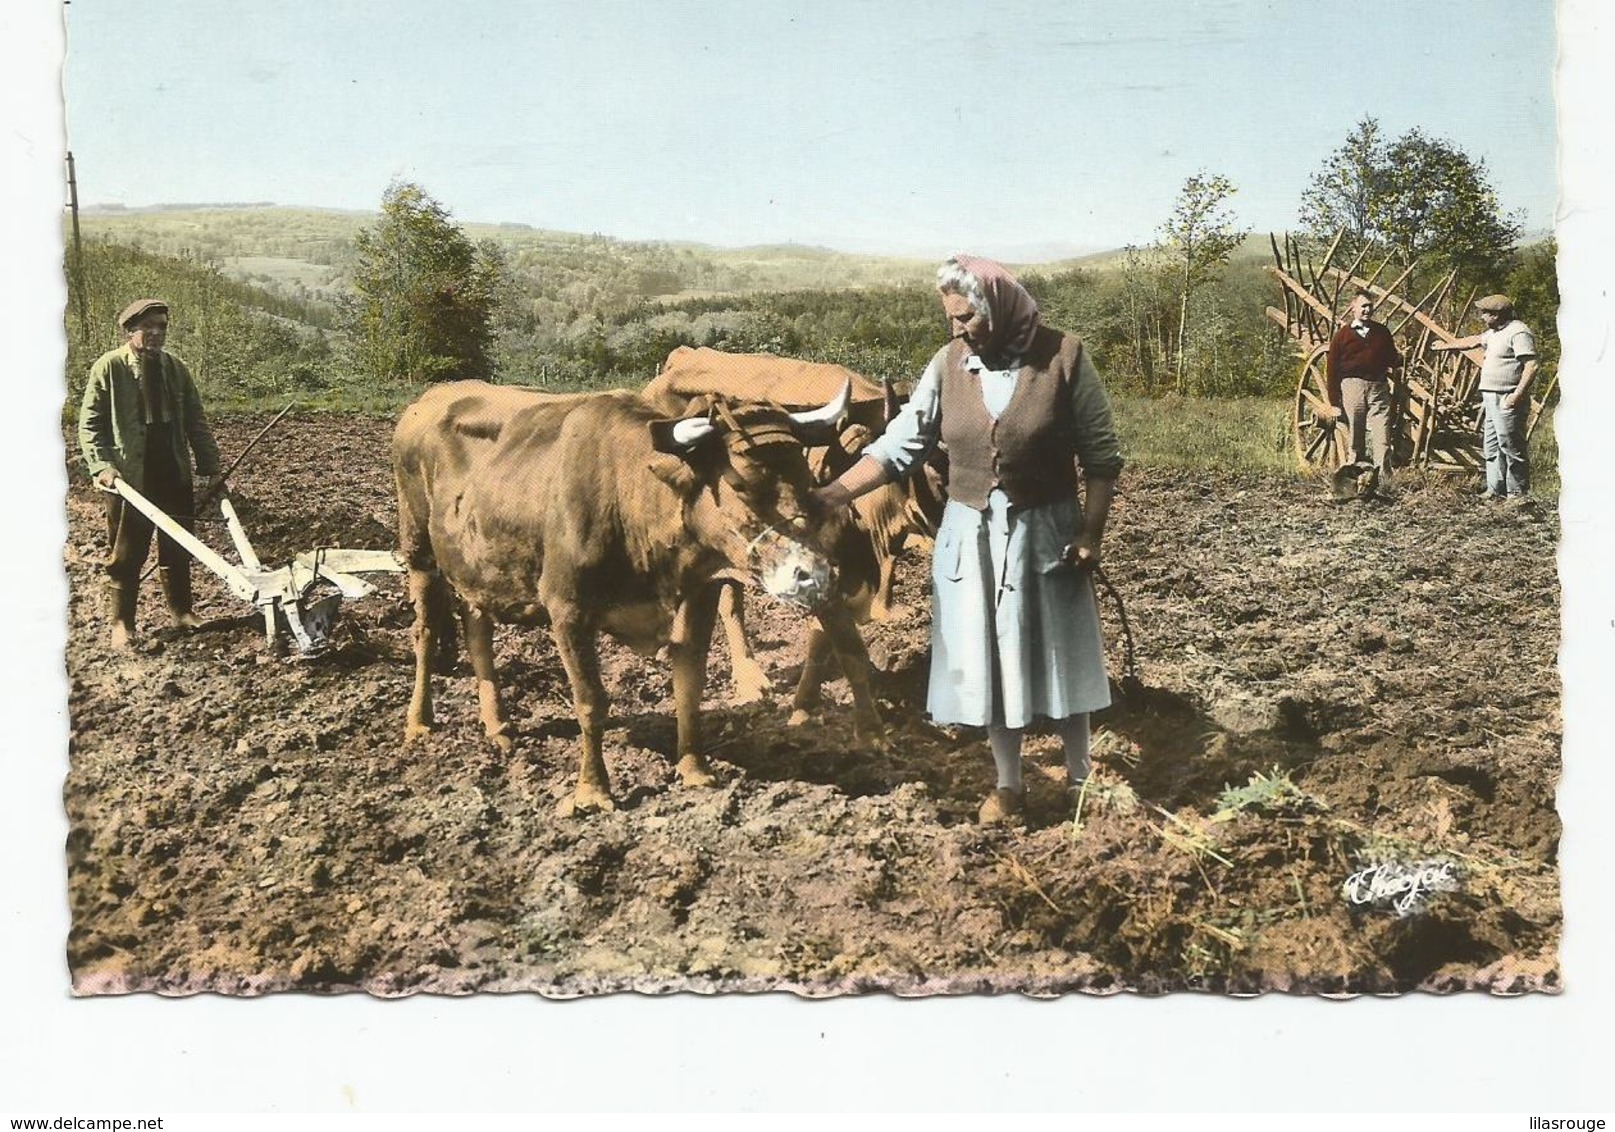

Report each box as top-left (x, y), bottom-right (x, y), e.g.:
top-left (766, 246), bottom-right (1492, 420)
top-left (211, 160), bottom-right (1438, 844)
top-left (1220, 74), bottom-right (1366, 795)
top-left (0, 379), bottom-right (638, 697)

top-left (809, 456), bottom-right (890, 517)
top-left (809, 481), bottom-right (853, 516)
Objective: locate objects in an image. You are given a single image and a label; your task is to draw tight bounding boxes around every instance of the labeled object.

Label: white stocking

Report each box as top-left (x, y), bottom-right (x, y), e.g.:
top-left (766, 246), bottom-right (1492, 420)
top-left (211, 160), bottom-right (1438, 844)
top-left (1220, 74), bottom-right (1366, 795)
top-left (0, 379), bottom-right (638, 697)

top-left (987, 724), bottom-right (1024, 792)
top-left (1058, 713), bottom-right (1091, 784)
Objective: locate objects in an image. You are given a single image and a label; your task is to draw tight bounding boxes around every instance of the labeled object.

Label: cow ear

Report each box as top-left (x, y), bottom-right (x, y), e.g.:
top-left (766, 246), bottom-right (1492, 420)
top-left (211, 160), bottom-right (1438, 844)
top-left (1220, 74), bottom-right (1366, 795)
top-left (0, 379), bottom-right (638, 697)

top-left (647, 451), bottom-right (701, 495)
top-left (648, 419), bottom-right (679, 453)
top-left (822, 433), bottom-right (853, 477)
top-left (647, 417), bottom-right (723, 494)
top-left (822, 423), bottom-right (873, 478)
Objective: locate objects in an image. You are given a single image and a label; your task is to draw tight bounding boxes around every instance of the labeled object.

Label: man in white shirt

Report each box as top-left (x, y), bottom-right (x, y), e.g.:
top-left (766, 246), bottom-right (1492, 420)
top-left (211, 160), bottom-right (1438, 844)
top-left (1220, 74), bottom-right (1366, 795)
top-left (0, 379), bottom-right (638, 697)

top-left (1432, 294), bottom-right (1539, 501)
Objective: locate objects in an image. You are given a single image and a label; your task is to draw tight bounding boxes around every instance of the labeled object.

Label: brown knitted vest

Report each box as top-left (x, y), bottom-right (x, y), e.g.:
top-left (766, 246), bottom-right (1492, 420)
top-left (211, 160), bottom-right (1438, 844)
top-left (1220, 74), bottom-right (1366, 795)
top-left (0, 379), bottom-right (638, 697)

top-left (939, 326), bottom-right (1082, 510)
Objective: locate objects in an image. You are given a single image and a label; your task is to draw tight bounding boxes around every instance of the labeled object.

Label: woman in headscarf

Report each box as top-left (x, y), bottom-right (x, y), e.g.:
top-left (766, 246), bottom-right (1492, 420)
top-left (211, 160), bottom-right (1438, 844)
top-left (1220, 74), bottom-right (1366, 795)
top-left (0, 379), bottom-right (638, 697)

top-left (813, 255), bottom-right (1123, 824)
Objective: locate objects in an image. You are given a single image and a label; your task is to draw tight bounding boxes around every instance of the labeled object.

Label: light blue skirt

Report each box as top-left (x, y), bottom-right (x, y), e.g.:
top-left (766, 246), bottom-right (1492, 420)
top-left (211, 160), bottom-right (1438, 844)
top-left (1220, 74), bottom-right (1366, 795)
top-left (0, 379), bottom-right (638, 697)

top-left (927, 492), bottom-right (1112, 728)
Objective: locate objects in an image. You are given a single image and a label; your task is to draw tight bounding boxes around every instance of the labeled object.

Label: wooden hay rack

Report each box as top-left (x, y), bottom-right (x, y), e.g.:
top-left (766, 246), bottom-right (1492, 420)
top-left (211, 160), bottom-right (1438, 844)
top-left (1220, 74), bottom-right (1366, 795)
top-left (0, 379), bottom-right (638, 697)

top-left (1265, 230), bottom-right (1555, 474)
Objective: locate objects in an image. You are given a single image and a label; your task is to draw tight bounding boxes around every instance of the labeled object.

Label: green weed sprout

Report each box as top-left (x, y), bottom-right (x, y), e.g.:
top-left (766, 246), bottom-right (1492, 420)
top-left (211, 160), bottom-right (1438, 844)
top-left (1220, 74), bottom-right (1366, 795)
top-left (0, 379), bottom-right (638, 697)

top-left (1214, 765), bottom-right (1327, 819)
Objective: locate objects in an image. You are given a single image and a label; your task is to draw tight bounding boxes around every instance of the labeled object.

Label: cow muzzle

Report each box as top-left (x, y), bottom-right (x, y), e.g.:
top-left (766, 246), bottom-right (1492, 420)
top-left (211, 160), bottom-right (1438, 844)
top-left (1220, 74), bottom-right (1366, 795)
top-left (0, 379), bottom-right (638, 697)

top-left (747, 526), bottom-right (833, 610)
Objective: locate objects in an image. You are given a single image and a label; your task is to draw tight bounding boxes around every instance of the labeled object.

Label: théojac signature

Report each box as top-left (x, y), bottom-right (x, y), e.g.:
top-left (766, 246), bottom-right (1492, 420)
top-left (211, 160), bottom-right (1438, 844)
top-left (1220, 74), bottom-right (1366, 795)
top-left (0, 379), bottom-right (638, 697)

top-left (1341, 859), bottom-right (1461, 916)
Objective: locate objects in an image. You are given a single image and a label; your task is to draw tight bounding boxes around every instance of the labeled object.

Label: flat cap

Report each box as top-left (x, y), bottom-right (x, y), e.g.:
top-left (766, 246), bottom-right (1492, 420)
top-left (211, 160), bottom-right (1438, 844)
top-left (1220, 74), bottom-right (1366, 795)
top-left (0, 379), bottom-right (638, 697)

top-left (1474, 294), bottom-right (1514, 314)
top-left (117, 298), bottom-right (169, 330)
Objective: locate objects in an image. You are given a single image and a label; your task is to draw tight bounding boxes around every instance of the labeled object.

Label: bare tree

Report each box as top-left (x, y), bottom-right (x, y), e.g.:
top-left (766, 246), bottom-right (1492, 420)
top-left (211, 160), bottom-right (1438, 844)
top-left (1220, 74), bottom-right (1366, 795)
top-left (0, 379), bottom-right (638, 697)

top-left (1158, 171), bottom-right (1250, 392)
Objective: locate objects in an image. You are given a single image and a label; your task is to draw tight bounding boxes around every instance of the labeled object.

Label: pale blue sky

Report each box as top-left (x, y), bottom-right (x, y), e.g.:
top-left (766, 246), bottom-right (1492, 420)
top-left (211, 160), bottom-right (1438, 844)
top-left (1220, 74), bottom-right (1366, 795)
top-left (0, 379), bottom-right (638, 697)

top-left (63, 0), bottom-right (1557, 257)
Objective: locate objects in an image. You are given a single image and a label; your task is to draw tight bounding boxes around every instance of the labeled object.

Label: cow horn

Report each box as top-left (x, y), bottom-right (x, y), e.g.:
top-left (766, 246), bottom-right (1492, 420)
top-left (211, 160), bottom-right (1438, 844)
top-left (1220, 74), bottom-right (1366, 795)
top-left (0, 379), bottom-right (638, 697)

top-left (669, 416), bottom-right (717, 448)
top-left (882, 376), bottom-right (900, 424)
top-left (786, 378), bottom-right (852, 432)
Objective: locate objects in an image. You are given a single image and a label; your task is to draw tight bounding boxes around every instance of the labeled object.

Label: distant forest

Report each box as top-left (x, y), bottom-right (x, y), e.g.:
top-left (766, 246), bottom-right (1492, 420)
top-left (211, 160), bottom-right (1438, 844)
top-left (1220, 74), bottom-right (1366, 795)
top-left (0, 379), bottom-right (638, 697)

top-left (62, 203), bottom-right (1557, 414)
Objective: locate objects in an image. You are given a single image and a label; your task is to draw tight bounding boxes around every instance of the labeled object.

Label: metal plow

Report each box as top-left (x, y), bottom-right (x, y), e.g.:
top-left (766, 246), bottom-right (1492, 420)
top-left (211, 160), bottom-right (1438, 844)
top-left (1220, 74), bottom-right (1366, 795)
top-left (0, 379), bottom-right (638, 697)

top-left (109, 478), bottom-right (403, 657)
top-left (1266, 230), bottom-right (1557, 474)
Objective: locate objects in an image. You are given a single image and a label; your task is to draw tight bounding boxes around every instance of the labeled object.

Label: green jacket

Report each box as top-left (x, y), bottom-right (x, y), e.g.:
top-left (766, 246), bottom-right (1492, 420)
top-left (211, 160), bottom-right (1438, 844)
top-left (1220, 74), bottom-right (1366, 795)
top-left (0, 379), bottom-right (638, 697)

top-left (78, 345), bottom-right (221, 492)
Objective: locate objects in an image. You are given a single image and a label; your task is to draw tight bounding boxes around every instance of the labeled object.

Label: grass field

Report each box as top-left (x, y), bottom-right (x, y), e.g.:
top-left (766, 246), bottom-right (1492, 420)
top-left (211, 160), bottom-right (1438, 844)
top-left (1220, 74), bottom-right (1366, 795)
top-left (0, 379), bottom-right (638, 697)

top-left (222, 255), bottom-right (337, 292)
top-left (1111, 393), bottom-right (1558, 494)
top-left (1111, 394), bottom-right (1295, 476)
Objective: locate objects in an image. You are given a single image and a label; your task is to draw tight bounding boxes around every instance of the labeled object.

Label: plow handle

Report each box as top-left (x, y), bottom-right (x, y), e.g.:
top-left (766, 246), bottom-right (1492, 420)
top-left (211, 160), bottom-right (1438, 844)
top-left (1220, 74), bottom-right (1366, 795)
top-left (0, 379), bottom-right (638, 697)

top-left (107, 478), bottom-right (258, 602)
top-left (135, 400), bottom-right (297, 583)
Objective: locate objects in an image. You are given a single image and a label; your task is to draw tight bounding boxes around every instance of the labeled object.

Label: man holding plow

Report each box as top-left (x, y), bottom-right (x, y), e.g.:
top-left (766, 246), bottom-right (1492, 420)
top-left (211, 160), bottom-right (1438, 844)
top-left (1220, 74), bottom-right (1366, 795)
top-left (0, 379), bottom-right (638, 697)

top-left (79, 298), bottom-right (222, 649)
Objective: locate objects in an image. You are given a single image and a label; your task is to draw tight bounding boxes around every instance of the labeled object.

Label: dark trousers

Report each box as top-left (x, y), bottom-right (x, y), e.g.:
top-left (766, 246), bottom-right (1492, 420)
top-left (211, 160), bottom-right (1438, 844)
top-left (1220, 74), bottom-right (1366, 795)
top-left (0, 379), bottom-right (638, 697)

top-left (103, 427), bottom-right (193, 586)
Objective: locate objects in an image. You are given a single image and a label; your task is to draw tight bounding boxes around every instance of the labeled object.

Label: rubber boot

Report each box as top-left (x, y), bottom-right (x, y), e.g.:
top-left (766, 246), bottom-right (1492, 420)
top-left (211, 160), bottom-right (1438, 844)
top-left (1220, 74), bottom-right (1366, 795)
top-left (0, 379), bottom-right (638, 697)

top-left (107, 580), bottom-right (138, 650)
top-left (160, 566), bottom-right (202, 630)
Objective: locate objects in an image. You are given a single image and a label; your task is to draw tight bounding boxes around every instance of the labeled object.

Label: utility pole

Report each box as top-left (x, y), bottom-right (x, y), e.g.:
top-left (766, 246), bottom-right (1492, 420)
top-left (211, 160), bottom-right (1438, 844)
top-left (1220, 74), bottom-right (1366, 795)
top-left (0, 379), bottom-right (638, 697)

top-left (66, 150), bottom-right (90, 342)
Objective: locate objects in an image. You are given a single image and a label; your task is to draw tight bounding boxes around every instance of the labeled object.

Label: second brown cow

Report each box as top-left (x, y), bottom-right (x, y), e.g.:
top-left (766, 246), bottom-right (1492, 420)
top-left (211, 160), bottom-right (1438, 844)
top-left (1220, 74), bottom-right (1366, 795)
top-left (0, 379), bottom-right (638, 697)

top-left (645, 347), bottom-right (945, 726)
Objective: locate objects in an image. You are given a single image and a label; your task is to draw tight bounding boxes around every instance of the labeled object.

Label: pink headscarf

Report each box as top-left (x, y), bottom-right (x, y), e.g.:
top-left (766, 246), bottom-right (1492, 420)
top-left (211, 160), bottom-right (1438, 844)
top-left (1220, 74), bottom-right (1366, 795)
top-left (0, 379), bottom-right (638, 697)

top-left (948, 253), bottom-right (1042, 363)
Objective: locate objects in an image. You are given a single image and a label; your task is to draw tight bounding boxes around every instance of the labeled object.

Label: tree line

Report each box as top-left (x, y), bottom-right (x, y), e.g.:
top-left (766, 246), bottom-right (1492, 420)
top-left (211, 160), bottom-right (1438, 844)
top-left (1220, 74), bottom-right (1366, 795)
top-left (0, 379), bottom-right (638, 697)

top-left (64, 116), bottom-right (1557, 411)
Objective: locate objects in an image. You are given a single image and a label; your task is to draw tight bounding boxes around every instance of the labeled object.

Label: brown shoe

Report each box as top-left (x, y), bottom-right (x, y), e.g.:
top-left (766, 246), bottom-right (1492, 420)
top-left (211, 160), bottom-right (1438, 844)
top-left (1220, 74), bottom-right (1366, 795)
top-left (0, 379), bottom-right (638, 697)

top-left (977, 787), bottom-right (1024, 825)
top-left (1329, 467), bottom-right (1359, 502)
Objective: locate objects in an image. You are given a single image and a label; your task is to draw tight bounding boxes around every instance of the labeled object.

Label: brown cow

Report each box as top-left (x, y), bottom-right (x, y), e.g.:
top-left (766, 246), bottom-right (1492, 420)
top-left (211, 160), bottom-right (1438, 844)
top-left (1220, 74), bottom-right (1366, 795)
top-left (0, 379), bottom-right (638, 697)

top-left (393, 379), bottom-right (862, 813)
top-left (646, 347), bottom-right (945, 724)
top-left (645, 347), bottom-right (894, 434)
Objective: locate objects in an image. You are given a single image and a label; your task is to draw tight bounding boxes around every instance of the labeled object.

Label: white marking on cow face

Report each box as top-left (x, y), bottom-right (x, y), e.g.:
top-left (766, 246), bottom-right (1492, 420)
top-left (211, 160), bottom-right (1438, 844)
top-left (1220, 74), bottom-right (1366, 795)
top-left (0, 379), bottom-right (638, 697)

top-left (747, 525), bottom-right (833, 610)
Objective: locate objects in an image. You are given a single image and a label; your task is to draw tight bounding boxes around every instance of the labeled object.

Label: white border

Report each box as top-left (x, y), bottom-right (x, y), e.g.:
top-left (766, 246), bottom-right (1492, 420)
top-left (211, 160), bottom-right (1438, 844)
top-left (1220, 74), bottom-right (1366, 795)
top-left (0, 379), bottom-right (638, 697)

top-left (3, 0), bottom-right (1608, 1113)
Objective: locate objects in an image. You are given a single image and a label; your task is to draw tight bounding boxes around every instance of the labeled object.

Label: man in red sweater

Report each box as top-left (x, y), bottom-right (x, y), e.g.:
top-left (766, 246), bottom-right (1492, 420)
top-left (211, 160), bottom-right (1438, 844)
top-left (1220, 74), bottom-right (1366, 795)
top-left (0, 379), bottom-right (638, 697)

top-left (1324, 292), bottom-right (1402, 500)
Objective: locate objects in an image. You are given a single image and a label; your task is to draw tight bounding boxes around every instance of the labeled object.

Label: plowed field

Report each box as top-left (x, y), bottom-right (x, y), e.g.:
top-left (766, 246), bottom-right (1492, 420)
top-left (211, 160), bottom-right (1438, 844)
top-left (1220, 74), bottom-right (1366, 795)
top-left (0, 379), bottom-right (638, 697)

top-left (63, 412), bottom-right (1561, 996)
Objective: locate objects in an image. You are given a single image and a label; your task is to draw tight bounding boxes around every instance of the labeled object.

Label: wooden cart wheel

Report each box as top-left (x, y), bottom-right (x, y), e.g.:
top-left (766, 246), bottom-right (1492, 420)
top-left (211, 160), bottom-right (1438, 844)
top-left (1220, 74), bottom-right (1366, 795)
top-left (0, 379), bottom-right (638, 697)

top-left (1291, 345), bottom-right (1352, 472)
top-left (1524, 368), bottom-right (1559, 440)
